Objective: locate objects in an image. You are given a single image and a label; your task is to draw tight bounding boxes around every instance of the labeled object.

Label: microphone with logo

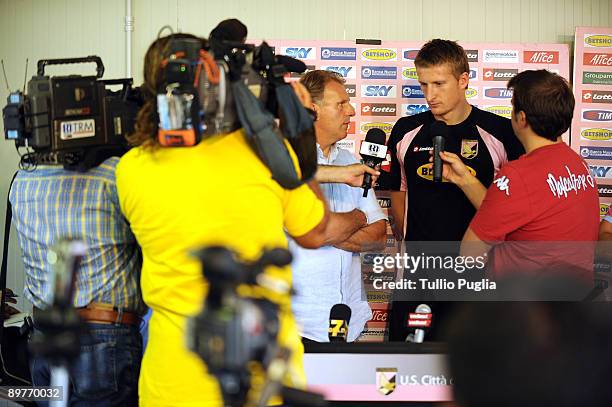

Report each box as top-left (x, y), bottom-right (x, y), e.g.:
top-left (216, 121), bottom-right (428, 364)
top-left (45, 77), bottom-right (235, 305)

top-left (405, 303), bottom-right (432, 343)
top-left (431, 121), bottom-right (449, 183)
top-left (328, 303), bottom-right (352, 342)
top-left (360, 128), bottom-right (388, 197)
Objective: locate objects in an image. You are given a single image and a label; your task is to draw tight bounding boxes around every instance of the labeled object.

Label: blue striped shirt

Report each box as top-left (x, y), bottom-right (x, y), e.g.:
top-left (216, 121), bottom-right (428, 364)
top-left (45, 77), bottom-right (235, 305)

top-left (9, 157), bottom-right (144, 312)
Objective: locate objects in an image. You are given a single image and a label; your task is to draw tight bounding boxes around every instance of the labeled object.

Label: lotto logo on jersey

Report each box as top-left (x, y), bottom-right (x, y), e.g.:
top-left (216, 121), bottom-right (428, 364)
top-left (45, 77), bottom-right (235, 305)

top-left (582, 90), bottom-right (612, 104)
top-left (361, 85), bottom-right (397, 98)
top-left (581, 128), bottom-right (612, 141)
top-left (361, 103), bottom-right (397, 116)
top-left (524, 51), bottom-right (560, 64)
top-left (281, 47), bottom-right (316, 60)
top-left (320, 65), bottom-right (356, 79)
top-left (402, 104), bottom-right (429, 116)
top-left (483, 68), bottom-right (518, 81)
top-left (584, 34), bottom-right (612, 48)
top-left (361, 48), bottom-right (398, 61)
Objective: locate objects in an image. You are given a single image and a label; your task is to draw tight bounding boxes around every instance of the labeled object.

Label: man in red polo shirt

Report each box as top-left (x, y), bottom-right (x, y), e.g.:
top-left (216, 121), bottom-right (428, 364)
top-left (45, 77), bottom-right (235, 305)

top-left (437, 69), bottom-right (599, 279)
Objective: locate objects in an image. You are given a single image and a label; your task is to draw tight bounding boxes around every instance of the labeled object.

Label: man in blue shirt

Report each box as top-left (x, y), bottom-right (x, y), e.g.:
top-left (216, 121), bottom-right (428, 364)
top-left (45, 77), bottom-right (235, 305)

top-left (9, 157), bottom-right (144, 405)
top-left (290, 70), bottom-right (387, 342)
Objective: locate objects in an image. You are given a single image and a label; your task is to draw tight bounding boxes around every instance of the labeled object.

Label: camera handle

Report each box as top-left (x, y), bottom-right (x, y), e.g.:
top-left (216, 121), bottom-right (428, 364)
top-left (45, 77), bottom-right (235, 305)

top-left (37, 56), bottom-right (105, 78)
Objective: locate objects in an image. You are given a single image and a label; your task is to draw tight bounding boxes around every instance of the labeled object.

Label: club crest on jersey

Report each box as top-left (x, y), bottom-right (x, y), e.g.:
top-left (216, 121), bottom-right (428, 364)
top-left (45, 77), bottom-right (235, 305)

top-left (461, 139), bottom-right (479, 159)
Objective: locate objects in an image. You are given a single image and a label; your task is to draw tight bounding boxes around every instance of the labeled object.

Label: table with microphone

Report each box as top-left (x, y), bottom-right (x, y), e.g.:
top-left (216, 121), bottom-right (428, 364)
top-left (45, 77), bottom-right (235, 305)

top-left (303, 303), bottom-right (451, 405)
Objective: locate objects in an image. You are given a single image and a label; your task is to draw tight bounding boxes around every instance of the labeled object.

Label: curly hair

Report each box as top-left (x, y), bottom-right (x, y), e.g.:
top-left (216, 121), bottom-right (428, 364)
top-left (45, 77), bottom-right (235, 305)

top-left (127, 33), bottom-right (206, 147)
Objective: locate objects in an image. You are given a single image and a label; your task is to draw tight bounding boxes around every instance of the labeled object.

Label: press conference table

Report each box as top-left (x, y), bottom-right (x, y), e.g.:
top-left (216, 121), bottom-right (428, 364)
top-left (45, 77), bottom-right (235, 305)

top-left (303, 342), bottom-right (452, 406)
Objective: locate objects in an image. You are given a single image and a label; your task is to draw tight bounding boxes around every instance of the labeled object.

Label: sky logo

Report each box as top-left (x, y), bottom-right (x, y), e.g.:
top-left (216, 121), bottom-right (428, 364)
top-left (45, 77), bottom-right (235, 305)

top-left (402, 85), bottom-right (424, 98)
top-left (321, 47), bottom-right (357, 60)
top-left (361, 85), bottom-right (397, 98)
top-left (469, 69), bottom-right (478, 80)
top-left (281, 47), bottom-right (315, 60)
top-left (402, 104), bottom-right (430, 116)
top-left (321, 66), bottom-right (355, 79)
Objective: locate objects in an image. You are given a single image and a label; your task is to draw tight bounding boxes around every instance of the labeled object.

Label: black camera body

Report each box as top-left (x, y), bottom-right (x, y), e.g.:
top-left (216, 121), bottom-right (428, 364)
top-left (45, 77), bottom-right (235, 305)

top-left (3, 56), bottom-right (140, 170)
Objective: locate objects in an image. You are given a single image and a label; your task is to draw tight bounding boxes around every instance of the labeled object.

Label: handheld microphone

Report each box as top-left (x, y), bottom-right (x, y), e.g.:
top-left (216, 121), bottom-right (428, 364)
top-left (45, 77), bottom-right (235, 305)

top-left (328, 303), bottom-right (352, 342)
top-left (431, 121), bottom-right (448, 183)
top-left (360, 128), bottom-right (388, 197)
top-left (405, 303), bottom-right (432, 343)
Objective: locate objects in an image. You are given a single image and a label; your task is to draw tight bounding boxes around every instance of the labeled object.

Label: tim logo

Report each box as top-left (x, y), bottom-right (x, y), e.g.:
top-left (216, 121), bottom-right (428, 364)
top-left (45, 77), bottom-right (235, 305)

top-left (484, 88), bottom-right (513, 99)
top-left (376, 368), bottom-right (397, 396)
top-left (361, 85), bottom-right (397, 98)
top-left (403, 49), bottom-right (419, 60)
top-left (403, 104), bottom-right (429, 116)
top-left (322, 66), bottom-right (354, 79)
top-left (281, 47), bottom-right (315, 60)
top-left (583, 110), bottom-right (612, 122)
top-left (524, 51), bottom-right (559, 64)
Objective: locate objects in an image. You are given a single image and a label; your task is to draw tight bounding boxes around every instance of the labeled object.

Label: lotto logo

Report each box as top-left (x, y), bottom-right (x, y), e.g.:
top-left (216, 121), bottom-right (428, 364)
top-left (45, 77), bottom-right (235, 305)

top-left (361, 103), bottom-right (397, 116)
top-left (483, 68), bottom-right (518, 81)
top-left (582, 90), bottom-right (612, 104)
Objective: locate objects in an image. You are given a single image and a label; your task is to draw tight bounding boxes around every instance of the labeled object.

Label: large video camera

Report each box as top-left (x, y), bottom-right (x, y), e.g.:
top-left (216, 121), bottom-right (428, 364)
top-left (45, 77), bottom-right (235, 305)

top-left (187, 246), bottom-right (326, 407)
top-left (2, 56), bottom-right (140, 170)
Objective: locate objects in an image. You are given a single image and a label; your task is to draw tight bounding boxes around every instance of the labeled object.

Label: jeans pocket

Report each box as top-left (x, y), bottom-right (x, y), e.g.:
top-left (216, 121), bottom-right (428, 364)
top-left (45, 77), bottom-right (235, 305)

top-left (70, 340), bottom-right (119, 400)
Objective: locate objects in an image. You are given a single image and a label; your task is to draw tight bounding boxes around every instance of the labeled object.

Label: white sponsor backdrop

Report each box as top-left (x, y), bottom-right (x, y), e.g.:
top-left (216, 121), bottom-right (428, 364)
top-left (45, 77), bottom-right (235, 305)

top-left (572, 27), bottom-right (612, 219)
top-left (269, 40), bottom-right (569, 342)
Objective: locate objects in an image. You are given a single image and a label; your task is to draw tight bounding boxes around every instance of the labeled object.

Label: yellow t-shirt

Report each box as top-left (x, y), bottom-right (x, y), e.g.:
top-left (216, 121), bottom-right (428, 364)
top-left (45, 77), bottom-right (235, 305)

top-left (116, 129), bottom-right (324, 406)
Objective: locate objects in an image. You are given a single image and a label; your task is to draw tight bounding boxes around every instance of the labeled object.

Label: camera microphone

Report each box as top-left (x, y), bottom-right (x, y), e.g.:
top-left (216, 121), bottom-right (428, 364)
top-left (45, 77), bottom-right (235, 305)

top-left (431, 121), bottom-right (448, 183)
top-left (328, 304), bottom-right (351, 342)
top-left (405, 303), bottom-right (432, 343)
top-left (360, 128), bottom-right (387, 197)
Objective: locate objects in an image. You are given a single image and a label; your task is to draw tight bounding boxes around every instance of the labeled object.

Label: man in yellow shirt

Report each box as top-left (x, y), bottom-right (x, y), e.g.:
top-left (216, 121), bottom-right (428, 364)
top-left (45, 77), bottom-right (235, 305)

top-left (116, 33), bottom-right (366, 406)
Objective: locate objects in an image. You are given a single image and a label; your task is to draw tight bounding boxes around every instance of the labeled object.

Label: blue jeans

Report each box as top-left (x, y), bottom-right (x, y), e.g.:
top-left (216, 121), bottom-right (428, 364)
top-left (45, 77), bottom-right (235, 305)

top-left (30, 323), bottom-right (142, 407)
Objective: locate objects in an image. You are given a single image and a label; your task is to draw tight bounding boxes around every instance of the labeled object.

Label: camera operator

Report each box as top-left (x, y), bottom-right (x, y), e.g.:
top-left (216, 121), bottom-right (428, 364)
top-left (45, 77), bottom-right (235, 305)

top-left (9, 156), bottom-right (145, 404)
top-left (115, 33), bottom-right (341, 406)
